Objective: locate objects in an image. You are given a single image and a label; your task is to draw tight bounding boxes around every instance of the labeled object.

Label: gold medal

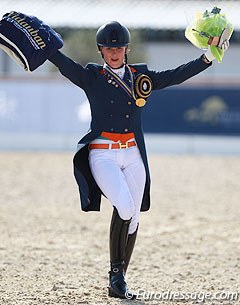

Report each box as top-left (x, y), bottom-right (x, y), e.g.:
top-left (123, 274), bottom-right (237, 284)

top-left (135, 98), bottom-right (146, 107)
top-left (134, 74), bottom-right (153, 107)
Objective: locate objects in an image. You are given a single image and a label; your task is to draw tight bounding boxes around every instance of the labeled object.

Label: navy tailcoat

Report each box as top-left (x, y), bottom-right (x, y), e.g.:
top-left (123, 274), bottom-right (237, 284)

top-left (49, 51), bottom-right (211, 212)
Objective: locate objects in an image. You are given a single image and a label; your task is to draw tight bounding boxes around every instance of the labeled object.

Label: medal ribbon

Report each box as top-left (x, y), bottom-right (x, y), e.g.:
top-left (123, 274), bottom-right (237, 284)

top-left (104, 65), bottom-right (137, 100)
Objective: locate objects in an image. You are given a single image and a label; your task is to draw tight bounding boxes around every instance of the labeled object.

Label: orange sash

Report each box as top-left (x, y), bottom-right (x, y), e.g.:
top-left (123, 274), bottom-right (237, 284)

top-left (100, 131), bottom-right (134, 144)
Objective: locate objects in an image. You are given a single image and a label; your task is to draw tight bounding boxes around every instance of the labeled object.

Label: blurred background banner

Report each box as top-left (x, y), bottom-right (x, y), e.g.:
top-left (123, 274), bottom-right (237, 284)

top-left (144, 86), bottom-right (240, 135)
top-left (0, 0), bottom-right (240, 152)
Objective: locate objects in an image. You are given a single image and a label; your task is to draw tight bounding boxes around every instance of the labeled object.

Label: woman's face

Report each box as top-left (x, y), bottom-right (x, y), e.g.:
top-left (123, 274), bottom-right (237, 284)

top-left (100, 46), bottom-right (128, 68)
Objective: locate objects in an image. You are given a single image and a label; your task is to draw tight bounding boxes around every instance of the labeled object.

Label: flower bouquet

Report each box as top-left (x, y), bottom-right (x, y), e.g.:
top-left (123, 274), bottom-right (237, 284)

top-left (185, 7), bottom-right (233, 63)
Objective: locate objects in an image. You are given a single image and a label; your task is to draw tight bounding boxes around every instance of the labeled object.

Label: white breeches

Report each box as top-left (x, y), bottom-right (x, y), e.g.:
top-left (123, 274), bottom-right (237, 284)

top-left (89, 145), bottom-right (146, 234)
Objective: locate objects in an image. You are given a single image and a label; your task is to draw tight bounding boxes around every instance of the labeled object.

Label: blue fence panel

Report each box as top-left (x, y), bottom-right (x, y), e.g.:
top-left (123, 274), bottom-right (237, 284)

top-left (142, 87), bottom-right (240, 135)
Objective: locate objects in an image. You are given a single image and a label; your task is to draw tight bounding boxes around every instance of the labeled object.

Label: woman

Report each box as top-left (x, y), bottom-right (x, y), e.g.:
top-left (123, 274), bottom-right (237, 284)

top-left (48, 21), bottom-right (228, 299)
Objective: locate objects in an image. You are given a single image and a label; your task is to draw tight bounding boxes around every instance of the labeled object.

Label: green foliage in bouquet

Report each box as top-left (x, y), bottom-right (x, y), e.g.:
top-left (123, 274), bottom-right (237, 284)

top-left (185, 7), bottom-right (233, 63)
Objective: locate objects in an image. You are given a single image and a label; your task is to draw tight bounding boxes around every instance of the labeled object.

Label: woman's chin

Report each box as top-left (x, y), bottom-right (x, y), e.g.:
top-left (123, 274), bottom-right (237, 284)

top-left (108, 61), bottom-right (123, 69)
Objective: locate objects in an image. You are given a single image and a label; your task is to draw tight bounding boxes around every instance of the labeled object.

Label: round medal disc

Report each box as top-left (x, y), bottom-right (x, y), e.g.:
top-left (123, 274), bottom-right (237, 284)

top-left (135, 98), bottom-right (146, 107)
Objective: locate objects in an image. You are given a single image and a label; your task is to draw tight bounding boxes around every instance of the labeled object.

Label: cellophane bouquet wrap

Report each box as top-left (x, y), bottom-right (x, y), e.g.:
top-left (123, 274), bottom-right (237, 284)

top-left (185, 7), bottom-right (233, 63)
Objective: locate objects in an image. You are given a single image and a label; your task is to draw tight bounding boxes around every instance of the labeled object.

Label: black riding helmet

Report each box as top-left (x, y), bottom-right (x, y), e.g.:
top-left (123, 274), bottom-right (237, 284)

top-left (96, 21), bottom-right (131, 48)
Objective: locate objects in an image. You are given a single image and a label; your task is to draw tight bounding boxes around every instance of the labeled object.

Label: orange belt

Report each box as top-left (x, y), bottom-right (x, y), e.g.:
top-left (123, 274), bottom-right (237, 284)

top-left (89, 141), bottom-right (136, 150)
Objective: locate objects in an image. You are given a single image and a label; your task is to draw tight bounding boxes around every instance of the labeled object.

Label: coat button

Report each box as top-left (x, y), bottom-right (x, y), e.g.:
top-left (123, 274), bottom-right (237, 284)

top-left (124, 128), bottom-right (128, 132)
top-left (110, 114), bottom-right (113, 117)
top-left (110, 100), bottom-right (114, 104)
top-left (110, 128), bottom-right (114, 132)
top-left (128, 102), bottom-right (132, 105)
top-left (125, 114), bottom-right (129, 118)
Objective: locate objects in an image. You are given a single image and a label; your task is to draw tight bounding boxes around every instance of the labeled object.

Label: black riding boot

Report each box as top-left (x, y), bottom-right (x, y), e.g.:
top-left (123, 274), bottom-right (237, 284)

top-left (108, 208), bottom-right (134, 299)
top-left (124, 225), bottom-right (138, 273)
